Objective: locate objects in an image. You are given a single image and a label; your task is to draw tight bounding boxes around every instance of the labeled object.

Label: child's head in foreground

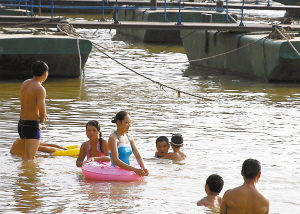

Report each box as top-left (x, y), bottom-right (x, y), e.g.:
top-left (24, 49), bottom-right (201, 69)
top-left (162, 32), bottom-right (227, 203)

top-left (206, 174), bottom-right (224, 193)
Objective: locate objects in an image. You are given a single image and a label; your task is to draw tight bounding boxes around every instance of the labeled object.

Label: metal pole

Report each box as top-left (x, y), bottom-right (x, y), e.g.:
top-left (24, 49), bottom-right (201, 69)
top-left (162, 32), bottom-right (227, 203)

top-left (25, 0), bottom-right (28, 16)
top-left (51, 0), bottom-right (53, 21)
top-left (164, 0), bottom-right (167, 21)
top-left (267, 0), bottom-right (270, 7)
top-left (239, 0), bottom-right (245, 26)
top-left (101, 0), bottom-right (105, 21)
top-left (114, 0), bottom-right (118, 24)
top-left (31, 0), bottom-right (33, 16)
top-left (39, 0), bottom-right (41, 16)
top-left (177, 0), bottom-right (181, 25)
top-left (226, 0), bottom-right (228, 22)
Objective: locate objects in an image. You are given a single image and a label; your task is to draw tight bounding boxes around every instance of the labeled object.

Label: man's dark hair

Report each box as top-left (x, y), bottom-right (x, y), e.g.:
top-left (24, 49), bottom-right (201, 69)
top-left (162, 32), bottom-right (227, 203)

top-left (156, 136), bottom-right (169, 146)
top-left (32, 61), bottom-right (48, 77)
top-left (206, 174), bottom-right (224, 193)
top-left (242, 159), bottom-right (261, 179)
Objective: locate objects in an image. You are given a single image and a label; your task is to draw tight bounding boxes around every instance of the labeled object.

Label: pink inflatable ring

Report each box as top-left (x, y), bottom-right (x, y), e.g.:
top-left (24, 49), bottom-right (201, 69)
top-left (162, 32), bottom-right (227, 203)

top-left (82, 161), bottom-right (145, 181)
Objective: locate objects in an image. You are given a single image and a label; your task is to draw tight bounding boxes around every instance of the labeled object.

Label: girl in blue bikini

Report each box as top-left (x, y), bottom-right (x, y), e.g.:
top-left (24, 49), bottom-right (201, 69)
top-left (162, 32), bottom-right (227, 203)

top-left (76, 120), bottom-right (110, 167)
top-left (108, 111), bottom-right (149, 177)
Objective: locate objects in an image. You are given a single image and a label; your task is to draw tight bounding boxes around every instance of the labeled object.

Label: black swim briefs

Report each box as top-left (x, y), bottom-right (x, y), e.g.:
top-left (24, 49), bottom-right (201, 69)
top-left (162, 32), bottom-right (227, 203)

top-left (18, 119), bottom-right (41, 140)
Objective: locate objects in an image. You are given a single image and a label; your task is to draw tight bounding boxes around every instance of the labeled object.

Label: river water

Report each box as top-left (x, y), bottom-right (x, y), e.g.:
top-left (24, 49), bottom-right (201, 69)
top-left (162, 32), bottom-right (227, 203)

top-left (0, 1), bottom-right (299, 214)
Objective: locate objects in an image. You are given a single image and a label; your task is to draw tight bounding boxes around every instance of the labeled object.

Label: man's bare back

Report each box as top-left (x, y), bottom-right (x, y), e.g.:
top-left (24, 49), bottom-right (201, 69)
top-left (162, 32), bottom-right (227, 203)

top-left (162, 150), bottom-right (186, 161)
top-left (197, 194), bottom-right (222, 207)
top-left (220, 159), bottom-right (269, 214)
top-left (220, 183), bottom-right (269, 214)
top-left (20, 78), bottom-right (47, 122)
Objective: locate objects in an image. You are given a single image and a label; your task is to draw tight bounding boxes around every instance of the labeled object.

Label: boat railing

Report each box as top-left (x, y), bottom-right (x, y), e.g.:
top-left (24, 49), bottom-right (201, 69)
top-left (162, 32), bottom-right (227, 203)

top-left (0, 0), bottom-right (229, 23)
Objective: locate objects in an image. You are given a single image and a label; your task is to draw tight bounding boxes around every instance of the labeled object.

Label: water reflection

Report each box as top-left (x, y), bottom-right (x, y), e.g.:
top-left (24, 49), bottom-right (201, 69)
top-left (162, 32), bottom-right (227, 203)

top-left (79, 178), bottom-right (144, 213)
top-left (14, 160), bottom-right (43, 213)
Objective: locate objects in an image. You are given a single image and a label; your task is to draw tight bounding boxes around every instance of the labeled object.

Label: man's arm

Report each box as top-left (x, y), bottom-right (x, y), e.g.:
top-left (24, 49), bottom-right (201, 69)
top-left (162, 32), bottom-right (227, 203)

top-left (219, 192), bottom-right (228, 214)
top-left (37, 87), bottom-right (47, 123)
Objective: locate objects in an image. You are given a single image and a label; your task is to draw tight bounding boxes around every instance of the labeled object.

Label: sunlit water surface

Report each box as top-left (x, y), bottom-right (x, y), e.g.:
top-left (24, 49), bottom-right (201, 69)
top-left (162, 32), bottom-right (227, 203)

top-left (0, 2), bottom-right (299, 213)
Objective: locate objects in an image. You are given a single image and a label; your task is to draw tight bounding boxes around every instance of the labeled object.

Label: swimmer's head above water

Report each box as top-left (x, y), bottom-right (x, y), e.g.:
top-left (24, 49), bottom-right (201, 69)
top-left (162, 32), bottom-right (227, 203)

top-left (112, 111), bottom-right (131, 133)
top-left (242, 159), bottom-right (261, 179)
top-left (32, 60), bottom-right (49, 77)
top-left (206, 174), bottom-right (224, 193)
top-left (86, 120), bottom-right (102, 139)
top-left (156, 136), bottom-right (169, 158)
top-left (170, 134), bottom-right (183, 148)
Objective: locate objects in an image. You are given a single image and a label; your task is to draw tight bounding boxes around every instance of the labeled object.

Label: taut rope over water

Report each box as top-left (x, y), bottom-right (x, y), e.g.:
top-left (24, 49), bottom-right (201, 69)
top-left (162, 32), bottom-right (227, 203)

top-left (91, 41), bottom-right (214, 101)
top-left (58, 22), bottom-right (214, 101)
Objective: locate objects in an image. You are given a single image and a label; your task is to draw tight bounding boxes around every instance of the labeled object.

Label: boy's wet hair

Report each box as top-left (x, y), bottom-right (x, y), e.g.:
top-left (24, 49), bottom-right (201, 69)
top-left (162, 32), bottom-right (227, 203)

top-left (112, 111), bottom-right (130, 123)
top-left (32, 61), bottom-right (48, 77)
top-left (206, 174), bottom-right (224, 193)
top-left (156, 136), bottom-right (169, 146)
top-left (170, 134), bottom-right (183, 148)
top-left (242, 159), bottom-right (261, 179)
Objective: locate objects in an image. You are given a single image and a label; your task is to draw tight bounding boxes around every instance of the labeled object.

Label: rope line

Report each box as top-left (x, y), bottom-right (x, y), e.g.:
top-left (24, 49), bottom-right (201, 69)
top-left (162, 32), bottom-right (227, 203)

top-left (189, 35), bottom-right (268, 63)
top-left (57, 23), bottom-right (213, 101)
top-left (91, 41), bottom-right (214, 101)
top-left (275, 27), bottom-right (300, 58)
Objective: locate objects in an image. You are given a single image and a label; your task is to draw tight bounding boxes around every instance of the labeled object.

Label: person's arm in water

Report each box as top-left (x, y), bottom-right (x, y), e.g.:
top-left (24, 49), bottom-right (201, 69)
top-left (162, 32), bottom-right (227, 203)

top-left (109, 135), bottom-right (146, 176)
top-left (129, 134), bottom-right (148, 175)
top-left (76, 143), bottom-right (87, 167)
top-left (38, 146), bottom-right (63, 153)
top-left (40, 142), bottom-right (65, 150)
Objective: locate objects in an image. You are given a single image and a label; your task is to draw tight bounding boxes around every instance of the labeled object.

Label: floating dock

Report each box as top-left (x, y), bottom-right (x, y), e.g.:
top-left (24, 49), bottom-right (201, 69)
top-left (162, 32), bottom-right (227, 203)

top-left (0, 15), bottom-right (300, 32)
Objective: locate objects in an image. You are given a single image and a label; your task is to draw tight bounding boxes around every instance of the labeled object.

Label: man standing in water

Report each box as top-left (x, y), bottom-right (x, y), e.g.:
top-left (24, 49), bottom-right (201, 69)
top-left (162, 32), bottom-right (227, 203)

top-left (220, 159), bottom-right (269, 214)
top-left (18, 61), bottom-right (49, 161)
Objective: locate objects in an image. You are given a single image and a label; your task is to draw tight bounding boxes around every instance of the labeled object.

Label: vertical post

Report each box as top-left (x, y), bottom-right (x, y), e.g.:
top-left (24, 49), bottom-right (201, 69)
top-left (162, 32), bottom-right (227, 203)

top-left (177, 0), bottom-right (181, 25)
top-left (101, 0), bottom-right (105, 21)
top-left (226, 0), bottom-right (228, 22)
top-left (267, 0), bottom-right (270, 7)
top-left (239, 0), bottom-right (245, 26)
top-left (255, 0), bottom-right (258, 4)
top-left (51, 0), bottom-right (54, 21)
top-left (25, 0), bottom-right (28, 16)
top-left (31, 0), bottom-right (33, 16)
top-left (39, 0), bottom-right (41, 16)
top-left (114, 0), bottom-right (119, 24)
top-left (164, 0), bottom-right (167, 21)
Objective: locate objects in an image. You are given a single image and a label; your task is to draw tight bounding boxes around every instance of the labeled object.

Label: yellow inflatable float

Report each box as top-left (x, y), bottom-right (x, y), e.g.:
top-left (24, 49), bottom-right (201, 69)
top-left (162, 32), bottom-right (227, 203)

top-left (52, 145), bottom-right (80, 156)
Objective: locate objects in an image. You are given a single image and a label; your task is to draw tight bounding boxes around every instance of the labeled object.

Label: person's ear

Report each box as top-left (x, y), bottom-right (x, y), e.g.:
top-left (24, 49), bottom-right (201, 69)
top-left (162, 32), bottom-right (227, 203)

top-left (257, 171), bottom-right (261, 180)
top-left (205, 184), bottom-right (210, 194)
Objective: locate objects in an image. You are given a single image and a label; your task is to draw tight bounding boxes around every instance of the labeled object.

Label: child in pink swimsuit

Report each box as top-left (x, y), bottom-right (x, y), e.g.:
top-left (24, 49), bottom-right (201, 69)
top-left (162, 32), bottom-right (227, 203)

top-left (76, 120), bottom-right (110, 167)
